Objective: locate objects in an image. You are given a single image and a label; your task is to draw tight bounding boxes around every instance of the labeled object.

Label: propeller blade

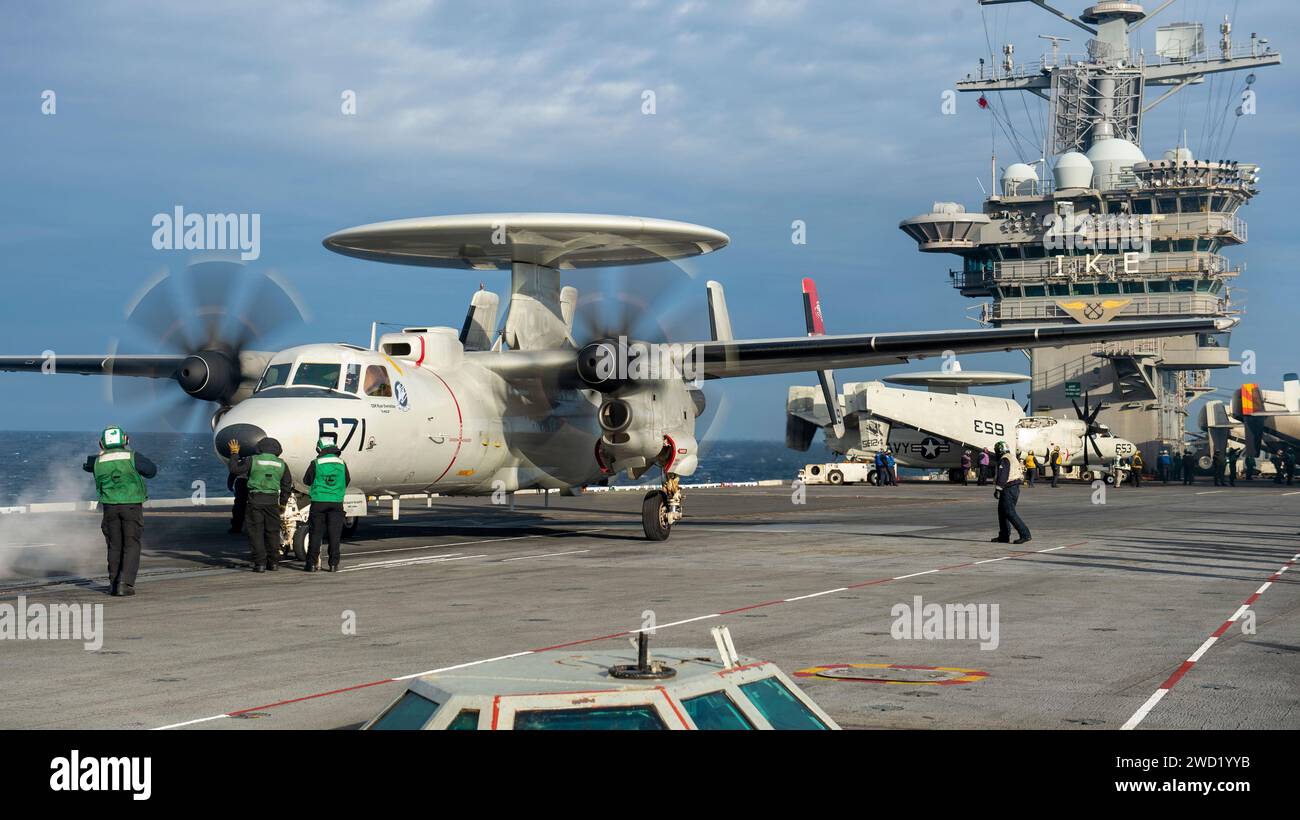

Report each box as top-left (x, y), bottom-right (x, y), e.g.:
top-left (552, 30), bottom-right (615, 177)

top-left (123, 270), bottom-right (199, 353)
top-left (1089, 433), bottom-right (1104, 460)
top-left (231, 270), bottom-right (308, 351)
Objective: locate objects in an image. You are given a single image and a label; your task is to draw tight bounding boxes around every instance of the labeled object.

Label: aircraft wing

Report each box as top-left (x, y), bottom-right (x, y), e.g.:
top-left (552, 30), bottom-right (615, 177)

top-left (0, 355), bottom-right (187, 378)
top-left (693, 318), bottom-right (1228, 380)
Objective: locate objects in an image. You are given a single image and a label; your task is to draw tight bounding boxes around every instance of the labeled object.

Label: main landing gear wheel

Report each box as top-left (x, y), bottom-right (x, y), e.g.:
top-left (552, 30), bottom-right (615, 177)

top-left (642, 491), bottom-right (672, 541)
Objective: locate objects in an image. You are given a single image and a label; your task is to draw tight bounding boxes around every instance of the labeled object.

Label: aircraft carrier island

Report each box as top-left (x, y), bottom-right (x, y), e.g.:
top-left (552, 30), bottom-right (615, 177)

top-left (899, 1), bottom-right (1281, 463)
top-left (1, 481), bottom-right (1296, 731)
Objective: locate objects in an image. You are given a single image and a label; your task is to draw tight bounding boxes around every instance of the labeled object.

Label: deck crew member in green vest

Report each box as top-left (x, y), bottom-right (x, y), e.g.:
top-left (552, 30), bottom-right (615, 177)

top-left (82, 425), bottom-right (157, 596)
top-left (302, 438), bottom-right (351, 573)
top-left (227, 437), bottom-right (293, 572)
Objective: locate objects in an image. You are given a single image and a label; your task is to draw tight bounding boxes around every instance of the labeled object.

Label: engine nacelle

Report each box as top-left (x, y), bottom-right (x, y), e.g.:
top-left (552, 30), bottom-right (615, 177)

top-left (597, 394), bottom-right (663, 474)
top-left (177, 350), bottom-right (240, 403)
top-left (595, 381), bottom-right (700, 478)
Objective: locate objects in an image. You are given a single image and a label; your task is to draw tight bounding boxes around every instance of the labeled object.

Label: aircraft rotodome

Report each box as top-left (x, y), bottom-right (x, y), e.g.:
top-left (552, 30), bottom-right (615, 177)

top-left (0, 213), bottom-right (1230, 540)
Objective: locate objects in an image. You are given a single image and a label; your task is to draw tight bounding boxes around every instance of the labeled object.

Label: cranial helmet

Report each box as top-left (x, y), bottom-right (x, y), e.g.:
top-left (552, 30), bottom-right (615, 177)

top-left (258, 438), bottom-right (283, 456)
top-left (994, 440), bottom-right (1008, 455)
top-left (316, 437), bottom-right (332, 453)
top-left (101, 426), bottom-right (127, 449)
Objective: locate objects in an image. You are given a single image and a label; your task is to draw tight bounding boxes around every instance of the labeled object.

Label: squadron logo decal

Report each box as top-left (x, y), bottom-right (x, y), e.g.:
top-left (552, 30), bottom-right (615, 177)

top-left (394, 381), bottom-right (410, 412)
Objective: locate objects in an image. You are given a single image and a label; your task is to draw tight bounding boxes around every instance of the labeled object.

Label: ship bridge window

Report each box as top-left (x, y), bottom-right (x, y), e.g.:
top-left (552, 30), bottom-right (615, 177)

top-left (1195, 280), bottom-right (1212, 292)
top-left (1157, 198), bottom-right (1178, 215)
top-left (369, 692), bottom-right (440, 730)
top-left (364, 365), bottom-right (393, 398)
top-left (1132, 198), bottom-right (1153, 215)
top-left (1024, 285), bottom-right (1046, 297)
top-left (1070, 283), bottom-right (1096, 296)
top-left (1098, 282), bottom-right (1120, 295)
top-left (292, 362), bottom-right (341, 390)
top-left (1049, 284), bottom-right (1069, 296)
top-left (682, 690), bottom-right (755, 730)
top-left (1173, 280), bottom-right (1195, 293)
top-left (1123, 281), bottom-right (1146, 294)
top-left (514, 705), bottom-right (666, 730)
top-left (256, 362), bottom-right (292, 392)
top-left (738, 677), bottom-right (828, 730)
top-left (1149, 280), bottom-right (1171, 293)
top-left (1210, 280), bottom-right (1224, 294)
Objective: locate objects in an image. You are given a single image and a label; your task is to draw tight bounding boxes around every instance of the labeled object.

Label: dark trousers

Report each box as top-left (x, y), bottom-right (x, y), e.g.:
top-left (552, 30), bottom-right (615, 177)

top-left (997, 483), bottom-right (1030, 541)
top-left (1158, 465), bottom-right (1168, 484)
top-left (1228, 466), bottom-right (1237, 487)
top-left (1025, 469), bottom-right (1035, 486)
top-left (960, 468), bottom-right (969, 486)
top-left (308, 500), bottom-right (345, 567)
top-left (1131, 470), bottom-right (1141, 488)
top-left (1050, 466), bottom-right (1060, 487)
top-left (246, 494), bottom-right (282, 566)
top-left (230, 478), bottom-right (248, 533)
top-left (101, 503), bottom-right (143, 592)
top-left (978, 466), bottom-right (988, 486)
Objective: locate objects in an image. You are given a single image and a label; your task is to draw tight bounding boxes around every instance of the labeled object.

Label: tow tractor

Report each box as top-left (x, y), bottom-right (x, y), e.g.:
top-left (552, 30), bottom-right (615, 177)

top-left (798, 460), bottom-right (876, 486)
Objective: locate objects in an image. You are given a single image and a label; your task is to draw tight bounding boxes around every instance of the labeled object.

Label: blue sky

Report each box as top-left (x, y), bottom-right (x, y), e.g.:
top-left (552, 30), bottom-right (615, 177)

top-left (1, 0), bottom-right (1296, 437)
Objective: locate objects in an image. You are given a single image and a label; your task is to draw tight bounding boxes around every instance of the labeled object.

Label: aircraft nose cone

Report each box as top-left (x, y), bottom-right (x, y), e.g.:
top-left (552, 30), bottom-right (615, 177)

top-left (215, 423), bottom-right (266, 458)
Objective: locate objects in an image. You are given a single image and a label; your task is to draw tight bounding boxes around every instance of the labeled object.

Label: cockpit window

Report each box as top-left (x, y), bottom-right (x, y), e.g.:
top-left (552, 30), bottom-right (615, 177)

top-left (343, 364), bottom-right (361, 394)
top-left (256, 362), bottom-right (292, 392)
top-left (364, 365), bottom-right (393, 398)
top-left (293, 362), bottom-right (342, 390)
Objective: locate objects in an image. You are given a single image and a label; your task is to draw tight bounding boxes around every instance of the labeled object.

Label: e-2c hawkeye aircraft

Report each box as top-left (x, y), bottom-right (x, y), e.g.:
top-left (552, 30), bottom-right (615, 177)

top-left (787, 278), bottom-right (1140, 483)
top-left (1, 214), bottom-right (1225, 540)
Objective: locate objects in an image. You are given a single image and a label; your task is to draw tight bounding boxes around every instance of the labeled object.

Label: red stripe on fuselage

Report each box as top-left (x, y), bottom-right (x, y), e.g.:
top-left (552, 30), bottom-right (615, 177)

top-left (429, 371), bottom-right (463, 486)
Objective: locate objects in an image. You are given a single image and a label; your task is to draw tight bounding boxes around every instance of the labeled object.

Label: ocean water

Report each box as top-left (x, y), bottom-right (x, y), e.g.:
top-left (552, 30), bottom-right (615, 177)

top-left (0, 431), bottom-right (834, 505)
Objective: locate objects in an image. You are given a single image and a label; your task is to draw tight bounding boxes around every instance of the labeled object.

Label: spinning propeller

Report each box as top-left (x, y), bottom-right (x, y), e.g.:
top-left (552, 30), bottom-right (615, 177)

top-left (111, 260), bottom-right (307, 430)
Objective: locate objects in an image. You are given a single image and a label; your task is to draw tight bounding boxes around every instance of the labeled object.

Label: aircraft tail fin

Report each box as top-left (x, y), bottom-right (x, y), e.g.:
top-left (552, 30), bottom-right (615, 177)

top-left (801, 277), bottom-right (843, 437)
top-left (706, 280), bottom-right (734, 342)
top-left (459, 288), bottom-right (500, 351)
top-left (1236, 383), bottom-right (1263, 416)
top-left (1285, 373), bottom-right (1299, 413)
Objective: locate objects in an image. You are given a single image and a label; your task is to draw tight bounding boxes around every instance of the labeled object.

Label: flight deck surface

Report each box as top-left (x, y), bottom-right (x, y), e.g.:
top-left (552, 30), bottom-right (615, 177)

top-left (1, 481), bottom-right (1296, 731)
